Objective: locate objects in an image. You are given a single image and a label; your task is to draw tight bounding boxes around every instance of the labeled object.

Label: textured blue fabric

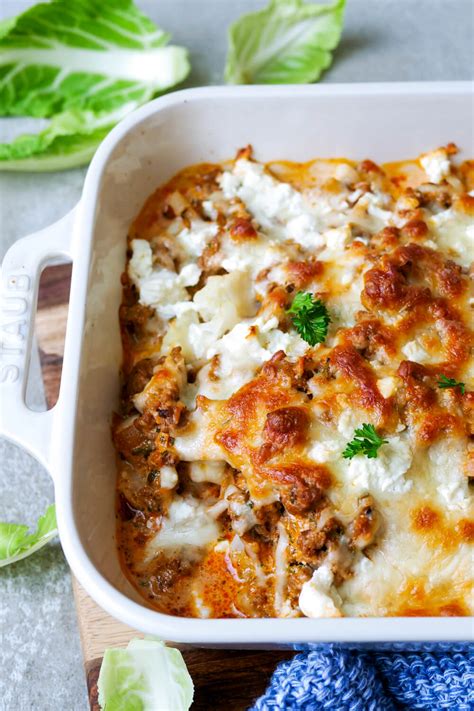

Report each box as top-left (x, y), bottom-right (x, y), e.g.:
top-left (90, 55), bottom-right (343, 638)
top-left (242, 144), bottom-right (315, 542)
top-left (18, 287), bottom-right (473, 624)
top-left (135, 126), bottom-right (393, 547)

top-left (251, 647), bottom-right (474, 710)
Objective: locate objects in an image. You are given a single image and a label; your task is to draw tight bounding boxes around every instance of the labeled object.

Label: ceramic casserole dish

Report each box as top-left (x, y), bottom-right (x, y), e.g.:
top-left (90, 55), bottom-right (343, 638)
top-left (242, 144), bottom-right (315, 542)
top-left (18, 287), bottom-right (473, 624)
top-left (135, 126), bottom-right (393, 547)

top-left (1, 82), bottom-right (473, 646)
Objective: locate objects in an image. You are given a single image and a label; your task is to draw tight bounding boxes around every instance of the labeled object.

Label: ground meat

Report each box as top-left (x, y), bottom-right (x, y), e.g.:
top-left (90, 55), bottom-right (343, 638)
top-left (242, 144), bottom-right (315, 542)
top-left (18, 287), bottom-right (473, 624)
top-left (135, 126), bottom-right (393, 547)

top-left (118, 492), bottom-right (145, 522)
top-left (262, 462), bottom-right (331, 515)
top-left (113, 412), bottom-right (159, 468)
top-left (396, 360), bottom-right (437, 411)
top-left (297, 509), bottom-right (345, 562)
top-left (120, 302), bottom-right (155, 339)
top-left (123, 358), bottom-right (156, 400)
top-left (257, 406), bottom-right (310, 462)
top-left (348, 495), bottom-right (381, 549)
top-left (149, 556), bottom-right (195, 594)
top-left (462, 392), bottom-right (474, 435)
top-left (133, 348), bottom-right (187, 426)
top-left (229, 217), bottom-right (258, 240)
top-left (415, 183), bottom-right (452, 208)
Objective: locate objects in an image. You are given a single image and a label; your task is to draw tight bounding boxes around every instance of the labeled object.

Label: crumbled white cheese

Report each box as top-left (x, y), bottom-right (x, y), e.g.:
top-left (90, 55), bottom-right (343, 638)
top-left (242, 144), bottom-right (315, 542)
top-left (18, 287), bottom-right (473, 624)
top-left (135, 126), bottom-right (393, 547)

top-left (429, 438), bottom-right (470, 510)
top-left (420, 148), bottom-right (451, 184)
top-left (186, 320), bottom-right (221, 362)
top-left (336, 554), bottom-right (380, 616)
top-left (201, 200), bottom-right (218, 220)
top-left (307, 438), bottom-right (342, 464)
top-left (402, 339), bottom-right (431, 364)
top-left (264, 325), bottom-right (309, 359)
top-left (305, 188), bottom-right (351, 228)
top-left (329, 275), bottom-right (365, 330)
top-left (161, 310), bottom-right (200, 361)
top-left (189, 461), bottom-right (227, 484)
top-left (164, 272), bottom-right (258, 363)
top-left (146, 496), bottom-right (220, 558)
top-left (377, 377), bottom-right (397, 399)
top-left (299, 563), bottom-right (342, 618)
top-left (215, 320), bottom-right (268, 364)
top-left (128, 238), bottom-right (153, 284)
top-left (348, 435), bottom-right (413, 494)
top-left (219, 232), bottom-right (291, 282)
top-left (216, 319), bottom-right (307, 390)
top-left (430, 208), bottom-right (453, 228)
top-left (318, 225), bottom-right (352, 261)
top-left (160, 465), bottom-right (178, 489)
top-left (337, 410), bottom-right (366, 439)
top-left (429, 209), bottom-right (474, 268)
top-left (228, 498), bottom-right (257, 536)
top-left (193, 271), bottom-right (256, 339)
top-left (187, 313), bottom-right (308, 399)
top-left (206, 322), bottom-right (271, 395)
top-left (333, 162), bottom-right (358, 185)
top-left (219, 159), bottom-right (323, 249)
top-left (128, 239), bottom-right (200, 319)
top-left (287, 213), bottom-right (318, 246)
top-left (174, 408), bottom-right (224, 462)
top-left (357, 191), bottom-right (393, 224)
top-left (176, 220), bottom-right (218, 259)
top-left (219, 170), bottom-right (240, 196)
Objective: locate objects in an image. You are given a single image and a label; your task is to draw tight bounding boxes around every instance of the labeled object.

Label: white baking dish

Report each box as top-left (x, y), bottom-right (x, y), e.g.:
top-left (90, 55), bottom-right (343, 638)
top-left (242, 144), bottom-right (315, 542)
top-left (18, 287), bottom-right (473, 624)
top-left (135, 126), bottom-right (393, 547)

top-left (1, 83), bottom-right (473, 646)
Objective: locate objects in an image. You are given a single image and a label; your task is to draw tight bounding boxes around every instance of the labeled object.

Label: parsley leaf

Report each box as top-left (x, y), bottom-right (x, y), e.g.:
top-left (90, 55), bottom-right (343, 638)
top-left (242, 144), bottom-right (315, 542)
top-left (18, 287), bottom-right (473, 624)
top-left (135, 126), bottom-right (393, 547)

top-left (437, 374), bottom-right (466, 395)
top-left (342, 424), bottom-right (387, 460)
top-left (287, 291), bottom-right (330, 346)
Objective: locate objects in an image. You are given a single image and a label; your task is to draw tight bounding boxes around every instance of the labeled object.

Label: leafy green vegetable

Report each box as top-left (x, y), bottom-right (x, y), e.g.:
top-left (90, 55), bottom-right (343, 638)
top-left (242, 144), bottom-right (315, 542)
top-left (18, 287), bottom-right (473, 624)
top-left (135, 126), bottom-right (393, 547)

top-left (0, 504), bottom-right (57, 567)
top-left (0, 0), bottom-right (190, 171)
top-left (342, 424), bottom-right (388, 460)
top-left (98, 638), bottom-right (194, 711)
top-left (437, 374), bottom-right (466, 395)
top-left (287, 290), bottom-right (330, 345)
top-left (0, 107), bottom-right (124, 171)
top-left (225, 0), bottom-right (346, 84)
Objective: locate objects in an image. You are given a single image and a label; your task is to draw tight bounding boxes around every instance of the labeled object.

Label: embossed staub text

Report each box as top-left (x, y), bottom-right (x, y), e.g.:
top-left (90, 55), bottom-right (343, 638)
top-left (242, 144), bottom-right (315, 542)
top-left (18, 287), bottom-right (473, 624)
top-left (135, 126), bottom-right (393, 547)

top-left (0, 273), bottom-right (31, 384)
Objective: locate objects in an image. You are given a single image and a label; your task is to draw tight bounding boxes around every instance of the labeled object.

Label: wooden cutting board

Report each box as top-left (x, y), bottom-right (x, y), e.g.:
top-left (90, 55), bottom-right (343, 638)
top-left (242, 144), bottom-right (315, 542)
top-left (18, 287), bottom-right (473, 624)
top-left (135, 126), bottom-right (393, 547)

top-left (36, 263), bottom-right (295, 710)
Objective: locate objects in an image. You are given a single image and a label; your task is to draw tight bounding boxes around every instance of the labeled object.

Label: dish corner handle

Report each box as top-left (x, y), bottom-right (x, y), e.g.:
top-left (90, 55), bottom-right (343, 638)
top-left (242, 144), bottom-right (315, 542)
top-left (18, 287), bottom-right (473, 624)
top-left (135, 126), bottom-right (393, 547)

top-left (0, 207), bottom-right (77, 476)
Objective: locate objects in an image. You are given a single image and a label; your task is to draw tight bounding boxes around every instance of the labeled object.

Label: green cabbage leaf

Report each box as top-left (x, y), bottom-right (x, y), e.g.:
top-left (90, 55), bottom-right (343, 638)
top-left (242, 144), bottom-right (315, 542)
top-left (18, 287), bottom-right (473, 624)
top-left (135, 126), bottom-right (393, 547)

top-left (225, 0), bottom-right (346, 84)
top-left (0, 0), bottom-right (190, 171)
top-left (98, 638), bottom-right (194, 711)
top-left (0, 503), bottom-right (58, 567)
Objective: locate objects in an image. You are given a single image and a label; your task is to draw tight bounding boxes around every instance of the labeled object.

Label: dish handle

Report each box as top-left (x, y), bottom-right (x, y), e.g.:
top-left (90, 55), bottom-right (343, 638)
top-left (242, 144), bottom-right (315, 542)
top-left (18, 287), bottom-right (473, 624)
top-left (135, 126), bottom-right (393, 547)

top-left (0, 208), bottom-right (76, 474)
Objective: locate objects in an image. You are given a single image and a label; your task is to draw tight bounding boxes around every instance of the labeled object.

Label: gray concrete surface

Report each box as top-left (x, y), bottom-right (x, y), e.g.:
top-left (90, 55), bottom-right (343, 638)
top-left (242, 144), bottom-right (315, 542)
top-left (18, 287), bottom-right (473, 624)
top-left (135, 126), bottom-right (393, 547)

top-left (0, 1), bottom-right (472, 709)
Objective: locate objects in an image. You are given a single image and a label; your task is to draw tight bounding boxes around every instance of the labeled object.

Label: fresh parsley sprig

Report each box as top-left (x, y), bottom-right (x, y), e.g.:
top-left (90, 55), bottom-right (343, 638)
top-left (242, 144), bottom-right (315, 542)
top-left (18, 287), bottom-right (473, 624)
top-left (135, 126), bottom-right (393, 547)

top-left (342, 424), bottom-right (387, 460)
top-left (286, 291), bottom-right (330, 346)
top-left (437, 374), bottom-right (466, 395)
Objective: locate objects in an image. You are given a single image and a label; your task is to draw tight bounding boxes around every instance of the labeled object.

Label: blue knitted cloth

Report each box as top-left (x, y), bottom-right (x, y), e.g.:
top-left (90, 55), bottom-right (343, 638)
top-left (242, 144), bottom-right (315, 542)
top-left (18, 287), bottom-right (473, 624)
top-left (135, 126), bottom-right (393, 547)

top-left (251, 647), bottom-right (474, 710)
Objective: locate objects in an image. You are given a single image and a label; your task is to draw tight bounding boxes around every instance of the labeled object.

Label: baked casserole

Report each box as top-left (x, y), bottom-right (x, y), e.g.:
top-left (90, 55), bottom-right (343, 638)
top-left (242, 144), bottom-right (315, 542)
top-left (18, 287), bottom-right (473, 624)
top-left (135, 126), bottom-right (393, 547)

top-left (113, 144), bottom-right (473, 619)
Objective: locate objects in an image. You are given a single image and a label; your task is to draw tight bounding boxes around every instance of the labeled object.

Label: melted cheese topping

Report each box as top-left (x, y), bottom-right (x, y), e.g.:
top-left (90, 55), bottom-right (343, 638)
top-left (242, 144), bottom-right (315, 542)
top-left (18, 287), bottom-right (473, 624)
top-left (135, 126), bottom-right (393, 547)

top-left (299, 563), bottom-right (343, 618)
top-left (219, 158), bottom-right (324, 249)
top-left (129, 238), bottom-right (201, 319)
top-left (145, 496), bottom-right (221, 557)
top-left (420, 148), bottom-right (451, 184)
top-left (114, 145), bottom-right (474, 619)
